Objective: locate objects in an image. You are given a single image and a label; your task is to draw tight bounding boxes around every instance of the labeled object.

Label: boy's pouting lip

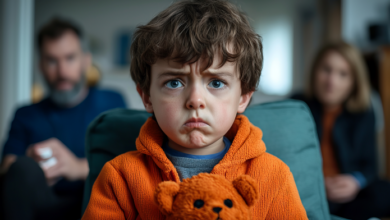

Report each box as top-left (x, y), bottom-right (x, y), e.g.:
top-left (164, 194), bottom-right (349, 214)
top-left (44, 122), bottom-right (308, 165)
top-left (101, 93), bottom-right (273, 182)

top-left (183, 117), bottom-right (208, 129)
top-left (138, 54), bottom-right (252, 155)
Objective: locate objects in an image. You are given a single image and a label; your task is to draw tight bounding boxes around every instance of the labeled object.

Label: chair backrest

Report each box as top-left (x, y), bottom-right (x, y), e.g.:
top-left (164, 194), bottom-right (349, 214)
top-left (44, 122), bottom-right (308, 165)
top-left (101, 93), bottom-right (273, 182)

top-left (82, 100), bottom-right (331, 220)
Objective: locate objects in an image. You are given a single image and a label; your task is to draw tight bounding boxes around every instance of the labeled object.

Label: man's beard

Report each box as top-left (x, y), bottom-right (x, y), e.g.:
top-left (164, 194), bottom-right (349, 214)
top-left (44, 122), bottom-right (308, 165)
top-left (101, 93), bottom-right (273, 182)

top-left (48, 74), bottom-right (86, 107)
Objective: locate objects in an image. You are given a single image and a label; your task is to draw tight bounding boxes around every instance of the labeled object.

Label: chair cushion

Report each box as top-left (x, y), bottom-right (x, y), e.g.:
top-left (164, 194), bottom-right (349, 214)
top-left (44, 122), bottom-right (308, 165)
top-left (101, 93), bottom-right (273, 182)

top-left (82, 100), bottom-right (331, 220)
top-left (82, 109), bottom-right (151, 213)
top-left (244, 100), bottom-right (330, 220)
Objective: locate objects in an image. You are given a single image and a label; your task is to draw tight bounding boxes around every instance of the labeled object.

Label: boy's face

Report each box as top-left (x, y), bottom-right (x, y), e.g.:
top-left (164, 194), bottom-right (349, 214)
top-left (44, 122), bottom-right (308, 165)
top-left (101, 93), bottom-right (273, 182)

top-left (138, 54), bottom-right (253, 150)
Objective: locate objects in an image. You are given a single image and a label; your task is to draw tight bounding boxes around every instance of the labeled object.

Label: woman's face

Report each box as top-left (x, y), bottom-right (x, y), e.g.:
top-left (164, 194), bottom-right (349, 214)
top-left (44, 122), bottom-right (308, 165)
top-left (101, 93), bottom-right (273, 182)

top-left (314, 50), bottom-right (354, 108)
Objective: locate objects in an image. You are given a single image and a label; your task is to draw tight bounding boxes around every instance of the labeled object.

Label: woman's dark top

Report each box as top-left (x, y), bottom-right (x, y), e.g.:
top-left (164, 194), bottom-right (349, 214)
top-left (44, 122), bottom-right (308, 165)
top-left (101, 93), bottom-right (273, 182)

top-left (291, 94), bottom-right (378, 188)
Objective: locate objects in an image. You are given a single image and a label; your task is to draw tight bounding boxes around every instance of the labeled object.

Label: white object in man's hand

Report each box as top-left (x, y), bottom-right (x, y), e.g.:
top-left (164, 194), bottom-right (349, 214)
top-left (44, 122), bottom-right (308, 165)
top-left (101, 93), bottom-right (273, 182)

top-left (38, 157), bottom-right (57, 169)
top-left (37, 147), bottom-right (53, 159)
top-left (26, 138), bottom-right (89, 183)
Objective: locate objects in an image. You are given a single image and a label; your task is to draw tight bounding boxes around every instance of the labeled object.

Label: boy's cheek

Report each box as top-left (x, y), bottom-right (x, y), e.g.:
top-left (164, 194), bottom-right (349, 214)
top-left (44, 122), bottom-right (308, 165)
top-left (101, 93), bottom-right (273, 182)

top-left (153, 99), bottom-right (183, 124)
top-left (212, 102), bottom-right (237, 129)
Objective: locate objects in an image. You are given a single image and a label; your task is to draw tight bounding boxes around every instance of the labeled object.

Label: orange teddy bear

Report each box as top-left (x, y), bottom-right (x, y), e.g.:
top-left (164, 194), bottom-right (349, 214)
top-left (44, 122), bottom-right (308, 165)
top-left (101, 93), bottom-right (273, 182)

top-left (154, 173), bottom-right (259, 220)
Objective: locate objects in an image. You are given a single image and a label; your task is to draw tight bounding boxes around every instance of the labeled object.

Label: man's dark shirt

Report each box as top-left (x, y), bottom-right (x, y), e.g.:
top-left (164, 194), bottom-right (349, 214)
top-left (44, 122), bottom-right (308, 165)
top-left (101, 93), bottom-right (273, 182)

top-left (2, 87), bottom-right (126, 193)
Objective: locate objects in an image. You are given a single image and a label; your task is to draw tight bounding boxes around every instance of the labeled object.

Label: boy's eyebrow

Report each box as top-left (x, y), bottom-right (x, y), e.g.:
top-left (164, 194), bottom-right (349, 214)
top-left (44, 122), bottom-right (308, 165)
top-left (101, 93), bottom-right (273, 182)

top-left (158, 69), bottom-right (236, 78)
top-left (158, 71), bottom-right (189, 78)
top-left (203, 69), bottom-right (236, 77)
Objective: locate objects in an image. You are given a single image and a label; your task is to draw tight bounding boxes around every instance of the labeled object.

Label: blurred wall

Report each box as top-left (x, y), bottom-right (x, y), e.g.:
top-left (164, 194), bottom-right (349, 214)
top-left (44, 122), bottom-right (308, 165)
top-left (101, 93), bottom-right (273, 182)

top-left (342, 0), bottom-right (390, 51)
top-left (0, 0), bottom-right (34, 157)
top-left (34, 0), bottom-right (314, 108)
top-left (0, 0), bottom-right (4, 151)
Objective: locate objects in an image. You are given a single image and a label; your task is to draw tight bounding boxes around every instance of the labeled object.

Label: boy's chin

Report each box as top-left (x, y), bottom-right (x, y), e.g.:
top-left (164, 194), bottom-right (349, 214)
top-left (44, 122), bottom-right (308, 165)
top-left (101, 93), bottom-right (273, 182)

top-left (170, 134), bottom-right (211, 150)
top-left (172, 139), bottom-right (209, 150)
top-left (176, 133), bottom-right (223, 150)
top-left (187, 131), bottom-right (208, 147)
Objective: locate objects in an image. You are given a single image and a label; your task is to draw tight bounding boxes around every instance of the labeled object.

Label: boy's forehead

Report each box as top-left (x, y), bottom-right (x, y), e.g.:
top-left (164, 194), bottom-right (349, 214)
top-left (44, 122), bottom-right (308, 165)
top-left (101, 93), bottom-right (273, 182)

top-left (151, 42), bottom-right (239, 76)
top-left (152, 56), bottom-right (238, 76)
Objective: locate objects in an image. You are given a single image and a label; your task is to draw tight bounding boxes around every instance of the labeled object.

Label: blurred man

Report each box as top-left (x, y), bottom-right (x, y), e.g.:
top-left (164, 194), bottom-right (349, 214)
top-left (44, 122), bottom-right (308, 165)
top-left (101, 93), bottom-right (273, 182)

top-left (0, 18), bottom-right (126, 220)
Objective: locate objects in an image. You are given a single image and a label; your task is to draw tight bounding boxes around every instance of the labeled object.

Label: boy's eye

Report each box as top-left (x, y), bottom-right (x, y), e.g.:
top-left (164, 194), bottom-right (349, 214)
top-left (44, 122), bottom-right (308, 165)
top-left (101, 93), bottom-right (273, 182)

top-left (165, 80), bottom-right (183, 89)
top-left (208, 80), bottom-right (225, 89)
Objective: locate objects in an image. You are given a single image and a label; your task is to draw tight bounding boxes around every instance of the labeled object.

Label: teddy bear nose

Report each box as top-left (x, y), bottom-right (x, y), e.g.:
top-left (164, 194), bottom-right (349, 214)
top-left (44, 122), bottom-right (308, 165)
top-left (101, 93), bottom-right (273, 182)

top-left (213, 207), bottom-right (222, 213)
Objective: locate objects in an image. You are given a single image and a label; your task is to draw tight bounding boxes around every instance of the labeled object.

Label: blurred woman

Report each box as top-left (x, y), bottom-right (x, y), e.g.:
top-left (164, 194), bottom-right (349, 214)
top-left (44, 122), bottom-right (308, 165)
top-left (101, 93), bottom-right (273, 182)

top-left (292, 42), bottom-right (390, 219)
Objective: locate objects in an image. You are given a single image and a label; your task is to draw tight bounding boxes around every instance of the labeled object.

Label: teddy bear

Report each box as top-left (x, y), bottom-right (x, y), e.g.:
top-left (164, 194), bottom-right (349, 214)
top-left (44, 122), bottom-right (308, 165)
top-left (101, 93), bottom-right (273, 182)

top-left (154, 173), bottom-right (259, 220)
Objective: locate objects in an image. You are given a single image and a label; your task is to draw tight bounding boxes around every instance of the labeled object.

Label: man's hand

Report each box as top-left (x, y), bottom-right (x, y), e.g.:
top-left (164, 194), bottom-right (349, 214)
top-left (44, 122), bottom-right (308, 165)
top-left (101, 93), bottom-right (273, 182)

top-left (325, 174), bottom-right (360, 203)
top-left (26, 138), bottom-right (89, 184)
top-left (0, 154), bottom-right (17, 175)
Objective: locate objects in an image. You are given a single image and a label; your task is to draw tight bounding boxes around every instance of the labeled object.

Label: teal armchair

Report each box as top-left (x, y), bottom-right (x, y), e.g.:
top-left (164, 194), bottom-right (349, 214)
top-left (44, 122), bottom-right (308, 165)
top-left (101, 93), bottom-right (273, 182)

top-left (82, 100), bottom-right (347, 220)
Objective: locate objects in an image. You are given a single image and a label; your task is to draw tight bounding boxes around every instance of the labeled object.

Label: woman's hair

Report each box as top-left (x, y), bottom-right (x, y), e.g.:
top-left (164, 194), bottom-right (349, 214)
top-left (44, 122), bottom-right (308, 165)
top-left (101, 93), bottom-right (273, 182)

top-left (305, 41), bottom-right (371, 113)
top-left (130, 0), bottom-right (263, 95)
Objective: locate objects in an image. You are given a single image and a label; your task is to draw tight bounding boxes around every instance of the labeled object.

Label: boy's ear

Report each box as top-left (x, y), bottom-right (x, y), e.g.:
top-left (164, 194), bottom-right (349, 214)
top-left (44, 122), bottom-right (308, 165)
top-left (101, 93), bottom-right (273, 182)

top-left (232, 175), bottom-right (259, 207)
top-left (137, 85), bottom-right (154, 113)
top-left (154, 181), bottom-right (180, 215)
top-left (237, 91), bottom-right (254, 113)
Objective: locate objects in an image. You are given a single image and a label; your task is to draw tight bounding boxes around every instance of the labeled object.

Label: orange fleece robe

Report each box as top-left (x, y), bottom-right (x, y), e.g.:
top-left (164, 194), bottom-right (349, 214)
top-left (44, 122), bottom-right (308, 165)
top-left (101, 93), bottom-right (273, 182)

top-left (82, 115), bottom-right (308, 219)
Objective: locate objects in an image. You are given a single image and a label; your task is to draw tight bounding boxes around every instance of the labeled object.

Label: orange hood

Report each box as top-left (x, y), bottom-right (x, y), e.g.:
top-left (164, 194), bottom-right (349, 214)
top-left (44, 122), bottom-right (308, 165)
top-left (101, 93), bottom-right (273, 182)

top-left (136, 114), bottom-right (266, 182)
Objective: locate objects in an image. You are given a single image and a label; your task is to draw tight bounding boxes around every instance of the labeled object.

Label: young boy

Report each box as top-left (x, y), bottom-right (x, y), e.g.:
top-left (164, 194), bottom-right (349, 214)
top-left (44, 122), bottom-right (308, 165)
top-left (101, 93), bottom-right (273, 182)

top-left (83, 0), bottom-right (308, 219)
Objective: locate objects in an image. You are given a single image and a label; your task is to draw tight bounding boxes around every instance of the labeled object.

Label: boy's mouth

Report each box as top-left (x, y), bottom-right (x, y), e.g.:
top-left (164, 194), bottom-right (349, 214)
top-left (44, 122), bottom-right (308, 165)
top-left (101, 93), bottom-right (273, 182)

top-left (184, 117), bottom-right (208, 128)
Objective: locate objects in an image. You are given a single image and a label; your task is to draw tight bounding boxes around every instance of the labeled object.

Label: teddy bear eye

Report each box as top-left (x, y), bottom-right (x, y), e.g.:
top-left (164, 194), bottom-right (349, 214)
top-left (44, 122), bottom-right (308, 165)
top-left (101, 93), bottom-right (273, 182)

top-left (224, 199), bottom-right (233, 208)
top-left (194, 199), bottom-right (204, 209)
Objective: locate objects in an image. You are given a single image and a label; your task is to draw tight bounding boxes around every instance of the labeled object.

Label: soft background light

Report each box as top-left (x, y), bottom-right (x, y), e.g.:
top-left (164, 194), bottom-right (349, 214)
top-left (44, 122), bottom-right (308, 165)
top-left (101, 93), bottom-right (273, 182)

top-left (258, 19), bottom-right (293, 95)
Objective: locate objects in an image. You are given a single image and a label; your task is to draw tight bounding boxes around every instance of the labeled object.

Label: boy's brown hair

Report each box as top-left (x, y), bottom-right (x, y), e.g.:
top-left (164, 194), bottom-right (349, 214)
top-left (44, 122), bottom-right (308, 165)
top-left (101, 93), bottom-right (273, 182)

top-left (130, 0), bottom-right (263, 95)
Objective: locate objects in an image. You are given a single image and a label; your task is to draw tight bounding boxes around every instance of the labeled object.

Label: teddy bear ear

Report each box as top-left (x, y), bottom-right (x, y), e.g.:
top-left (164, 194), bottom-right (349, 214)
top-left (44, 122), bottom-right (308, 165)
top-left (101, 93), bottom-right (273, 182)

top-left (232, 175), bottom-right (259, 207)
top-left (154, 181), bottom-right (180, 215)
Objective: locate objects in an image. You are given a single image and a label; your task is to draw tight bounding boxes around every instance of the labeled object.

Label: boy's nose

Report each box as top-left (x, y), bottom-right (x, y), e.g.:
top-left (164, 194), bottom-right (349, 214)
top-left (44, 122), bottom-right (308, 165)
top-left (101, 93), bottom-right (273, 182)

top-left (186, 86), bottom-right (206, 110)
